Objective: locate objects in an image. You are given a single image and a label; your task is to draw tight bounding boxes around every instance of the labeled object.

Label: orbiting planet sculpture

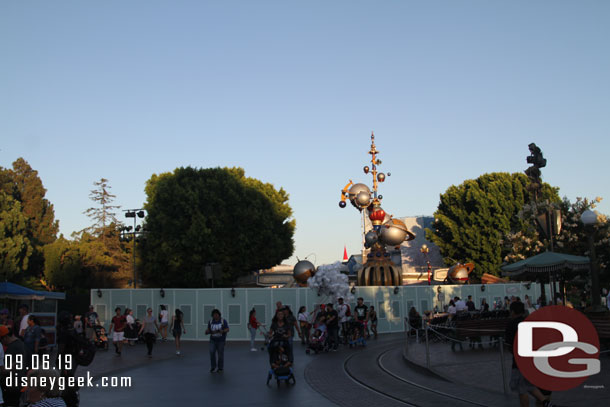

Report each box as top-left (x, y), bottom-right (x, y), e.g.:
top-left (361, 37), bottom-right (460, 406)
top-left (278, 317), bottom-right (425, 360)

top-left (339, 132), bottom-right (415, 286)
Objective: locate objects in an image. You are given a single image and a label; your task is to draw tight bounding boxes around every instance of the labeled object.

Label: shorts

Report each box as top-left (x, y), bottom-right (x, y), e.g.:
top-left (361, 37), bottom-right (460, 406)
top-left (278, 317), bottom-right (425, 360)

top-left (509, 368), bottom-right (535, 394)
top-left (112, 331), bottom-right (125, 342)
top-left (160, 322), bottom-right (168, 327)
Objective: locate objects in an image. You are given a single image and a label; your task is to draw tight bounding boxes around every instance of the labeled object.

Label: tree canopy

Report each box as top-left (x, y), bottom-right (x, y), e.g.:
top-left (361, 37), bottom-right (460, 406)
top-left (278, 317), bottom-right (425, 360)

top-left (426, 172), bottom-right (559, 277)
top-left (0, 158), bottom-right (58, 283)
top-left (0, 192), bottom-right (33, 281)
top-left (140, 166), bottom-right (295, 287)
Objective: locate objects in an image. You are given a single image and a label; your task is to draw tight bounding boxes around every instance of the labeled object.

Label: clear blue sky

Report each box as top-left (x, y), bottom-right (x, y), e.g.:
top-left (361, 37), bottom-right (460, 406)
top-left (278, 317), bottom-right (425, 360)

top-left (1, 1), bottom-right (609, 266)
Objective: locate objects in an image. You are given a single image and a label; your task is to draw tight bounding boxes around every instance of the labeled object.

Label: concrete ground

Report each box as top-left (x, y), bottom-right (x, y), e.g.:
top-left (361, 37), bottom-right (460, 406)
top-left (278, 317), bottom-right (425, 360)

top-left (403, 334), bottom-right (610, 406)
top-left (75, 334), bottom-right (608, 406)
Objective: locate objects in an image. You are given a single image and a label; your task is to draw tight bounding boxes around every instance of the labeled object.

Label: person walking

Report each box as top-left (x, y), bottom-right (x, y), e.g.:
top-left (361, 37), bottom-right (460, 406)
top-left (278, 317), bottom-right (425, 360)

top-left (336, 298), bottom-right (349, 344)
top-left (368, 306), bottom-right (378, 339)
top-left (247, 308), bottom-right (260, 351)
top-left (205, 309), bottom-right (229, 372)
top-left (171, 309), bottom-right (186, 355)
top-left (109, 307), bottom-right (126, 356)
top-left (325, 303), bottom-right (339, 350)
top-left (138, 308), bottom-right (159, 358)
top-left (159, 305), bottom-right (169, 341)
top-left (297, 306), bottom-right (310, 345)
top-left (124, 309), bottom-right (138, 346)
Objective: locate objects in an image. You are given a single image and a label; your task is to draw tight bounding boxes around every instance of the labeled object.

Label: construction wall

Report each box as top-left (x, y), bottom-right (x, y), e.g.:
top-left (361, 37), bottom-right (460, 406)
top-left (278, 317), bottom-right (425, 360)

top-left (90, 283), bottom-right (542, 341)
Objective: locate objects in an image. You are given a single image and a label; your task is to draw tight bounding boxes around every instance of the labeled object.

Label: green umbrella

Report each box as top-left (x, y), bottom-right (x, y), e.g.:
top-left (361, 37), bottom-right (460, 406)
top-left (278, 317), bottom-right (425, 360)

top-left (501, 251), bottom-right (590, 279)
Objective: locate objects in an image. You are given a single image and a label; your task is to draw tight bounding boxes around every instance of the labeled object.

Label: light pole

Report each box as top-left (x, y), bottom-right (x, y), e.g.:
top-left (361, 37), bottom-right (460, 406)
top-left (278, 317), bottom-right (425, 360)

top-left (421, 245), bottom-right (431, 285)
top-left (581, 209), bottom-right (603, 311)
top-left (120, 209), bottom-right (146, 289)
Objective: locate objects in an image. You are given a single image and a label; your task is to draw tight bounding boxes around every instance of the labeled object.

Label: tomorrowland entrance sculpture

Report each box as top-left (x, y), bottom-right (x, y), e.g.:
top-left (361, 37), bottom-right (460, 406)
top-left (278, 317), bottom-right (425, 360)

top-left (338, 133), bottom-right (415, 286)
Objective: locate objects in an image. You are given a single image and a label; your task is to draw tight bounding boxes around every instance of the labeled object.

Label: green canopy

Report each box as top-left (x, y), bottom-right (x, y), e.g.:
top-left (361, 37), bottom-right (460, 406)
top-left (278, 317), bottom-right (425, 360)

top-left (501, 251), bottom-right (590, 279)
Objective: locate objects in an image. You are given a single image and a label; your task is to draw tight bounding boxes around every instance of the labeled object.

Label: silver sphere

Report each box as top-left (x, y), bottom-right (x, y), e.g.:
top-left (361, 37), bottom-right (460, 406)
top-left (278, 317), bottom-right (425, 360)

top-left (379, 219), bottom-right (409, 246)
top-left (377, 172), bottom-right (386, 182)
top-left (364, 230), bottom-right (379, 248)
top-left (355, 191), bottom-right (371, 207)
top-left (348, 183), bottom-right (370, 200)
top-left (293, 260), bottom-right (315, 284)
top-left (348, 183), bottom-right (371, 209)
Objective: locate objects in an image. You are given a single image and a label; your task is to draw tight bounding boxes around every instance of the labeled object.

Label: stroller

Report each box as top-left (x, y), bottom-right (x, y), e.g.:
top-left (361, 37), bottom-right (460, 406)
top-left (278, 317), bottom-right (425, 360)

top-left (93, 324), bottom-right (109, 350)
top-left (257, 324), bottom-right (271, 351)
top-left (306, 328), bottom-right (328, 354)
top-left (347, 320), bottom-right (367, 348)
top-left (266, 338), bottom-right (295, 386)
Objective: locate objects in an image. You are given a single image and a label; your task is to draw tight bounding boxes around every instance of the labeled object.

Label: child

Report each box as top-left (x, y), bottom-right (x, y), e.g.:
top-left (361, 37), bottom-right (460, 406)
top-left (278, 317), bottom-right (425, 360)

top-left (73, 315), bottom-right (84, 336)
top-left (271, 346), bottom-right (292, 374)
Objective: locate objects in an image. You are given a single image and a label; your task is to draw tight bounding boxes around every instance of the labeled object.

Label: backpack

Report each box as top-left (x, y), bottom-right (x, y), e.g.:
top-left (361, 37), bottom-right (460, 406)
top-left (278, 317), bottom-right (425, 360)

top-left (345, 304), bottom-right (351, 317)
top-left (74, 333), bottom-right (97, 366)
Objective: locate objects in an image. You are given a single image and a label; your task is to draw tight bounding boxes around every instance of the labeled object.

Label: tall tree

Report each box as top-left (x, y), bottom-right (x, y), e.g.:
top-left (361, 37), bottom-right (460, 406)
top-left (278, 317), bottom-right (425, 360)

top-left (83, 178), bottom-right (121, 235)
top-left (141, 166), bottom-right (295, 287)
top-left (426, 172), bottom-right (559, 277)
top-left (0, 158), bottom-right (58, 281)
top-left (4, 158), bottom-right (58, 246)
top-left (77, 178), bottom-right (130, 287)
top-left (0, 192), bottom-right (34, 281)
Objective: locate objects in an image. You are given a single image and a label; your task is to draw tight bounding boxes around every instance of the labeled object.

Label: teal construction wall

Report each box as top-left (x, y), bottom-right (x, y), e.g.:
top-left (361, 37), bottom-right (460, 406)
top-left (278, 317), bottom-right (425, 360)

top-left (90, 283), bottom-right (542, 341)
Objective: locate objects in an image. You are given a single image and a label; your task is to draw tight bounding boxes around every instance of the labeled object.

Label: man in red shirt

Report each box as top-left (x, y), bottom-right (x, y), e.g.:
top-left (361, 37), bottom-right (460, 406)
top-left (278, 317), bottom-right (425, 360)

top-left (109, 307), bottom-right (126, 356)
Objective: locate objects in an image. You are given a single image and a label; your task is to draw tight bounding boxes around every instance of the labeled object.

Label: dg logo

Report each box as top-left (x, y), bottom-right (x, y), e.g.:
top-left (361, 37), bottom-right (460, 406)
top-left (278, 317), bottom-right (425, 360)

top-left (515, 305), bottom-right (601, 391)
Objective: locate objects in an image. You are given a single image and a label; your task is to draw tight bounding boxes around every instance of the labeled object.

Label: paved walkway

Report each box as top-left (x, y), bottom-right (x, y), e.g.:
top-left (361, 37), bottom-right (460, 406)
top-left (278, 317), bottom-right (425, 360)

top-left (75, 334), bottom-right (608, 406)
top-left (79, 339), bottom-right (334, 406)
top-left (403, 335), bottom-right (610, 406)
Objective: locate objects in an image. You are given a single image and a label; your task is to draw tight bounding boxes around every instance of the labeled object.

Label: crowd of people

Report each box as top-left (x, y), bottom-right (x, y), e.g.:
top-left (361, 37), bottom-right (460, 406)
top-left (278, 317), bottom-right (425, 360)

top-left (92, 305), bottom-right (186, 358)
top-left (240, 298), bottom-right (380, 383)
top-left (0, 304), bottom-right (87, 407)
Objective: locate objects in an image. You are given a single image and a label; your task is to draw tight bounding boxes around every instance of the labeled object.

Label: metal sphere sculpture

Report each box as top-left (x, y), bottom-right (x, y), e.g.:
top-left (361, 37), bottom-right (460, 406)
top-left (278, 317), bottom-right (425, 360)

top-left (338, 132), bottom-right (415, 286)
top-left (293, 259), bottom-right (316, 286)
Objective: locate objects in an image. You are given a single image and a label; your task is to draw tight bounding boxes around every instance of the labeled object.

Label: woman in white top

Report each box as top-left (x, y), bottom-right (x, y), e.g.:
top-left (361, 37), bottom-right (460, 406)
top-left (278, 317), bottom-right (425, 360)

top-left (124, 309), bottom-right (138, 345)
top-left (159, 305), bottom-right (169, 341)
top-left (297, 306), bottom-right (310, 345)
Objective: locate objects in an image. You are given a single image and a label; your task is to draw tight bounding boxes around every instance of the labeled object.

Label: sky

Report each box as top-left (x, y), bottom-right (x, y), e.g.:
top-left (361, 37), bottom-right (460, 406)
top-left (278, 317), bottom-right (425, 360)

top-left (1, 1), bottom-right (609, 267)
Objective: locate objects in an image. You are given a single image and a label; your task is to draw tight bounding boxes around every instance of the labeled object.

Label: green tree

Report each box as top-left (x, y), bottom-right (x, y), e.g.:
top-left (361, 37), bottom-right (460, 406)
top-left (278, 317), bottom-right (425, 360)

top-left (83, 178), bottom-right (122, 234)
top-left (77, 178), bottom-right (130, 287)
top-left (43, 236), bottom-right (86, 291)
top-left (0, 192), bottom-right (34, 281)
top-left (2, 158), bottom-right (58, 246)
top-left (0, 158), bottom-right (58, 282)
top-left (426, 172), bottom-right (559, 277)
top-left (141, 166), bottom-right (295, 287)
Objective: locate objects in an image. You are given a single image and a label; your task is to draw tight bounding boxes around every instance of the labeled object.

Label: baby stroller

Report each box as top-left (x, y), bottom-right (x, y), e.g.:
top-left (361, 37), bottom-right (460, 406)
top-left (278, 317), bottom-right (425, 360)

top-left (257, 324), bottom-right (271, 351)
top-left (93, 324), bottom-right (109, 350)
top-left (306, 328), bottom-right (328, 354)
top-left (266, 338), bottom-right (295, 386)
top-left (347, 320), bottom-right (367, 348)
